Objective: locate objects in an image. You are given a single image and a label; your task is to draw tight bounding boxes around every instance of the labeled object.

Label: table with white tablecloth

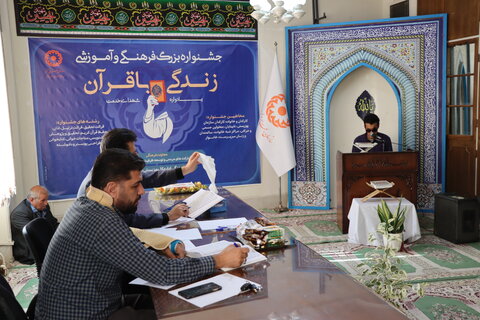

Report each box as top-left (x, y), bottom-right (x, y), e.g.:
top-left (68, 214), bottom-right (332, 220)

top-left (347, 198), bottom-right (421, 246)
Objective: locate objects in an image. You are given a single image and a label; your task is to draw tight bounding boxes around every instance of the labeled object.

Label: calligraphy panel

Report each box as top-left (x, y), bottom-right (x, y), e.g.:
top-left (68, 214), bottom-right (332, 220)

top-left (29, 38), bottom-right (259, 199)
top-left (15, 0), bottom-right (256, 40)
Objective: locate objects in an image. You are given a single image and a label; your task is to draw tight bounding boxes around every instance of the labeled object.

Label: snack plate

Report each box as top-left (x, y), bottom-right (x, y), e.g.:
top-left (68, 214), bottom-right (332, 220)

top-left (154, 182), bottom-right (207, 195)
top-left (236, 219), bottom-right (287, 251)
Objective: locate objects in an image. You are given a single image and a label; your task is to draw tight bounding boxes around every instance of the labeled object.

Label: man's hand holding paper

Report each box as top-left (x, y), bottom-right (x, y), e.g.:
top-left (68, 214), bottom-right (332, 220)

top-left (167, 202), bottom-right (190, 220)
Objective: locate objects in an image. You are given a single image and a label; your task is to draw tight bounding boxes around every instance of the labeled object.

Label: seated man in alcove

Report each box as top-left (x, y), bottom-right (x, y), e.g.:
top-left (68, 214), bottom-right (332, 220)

top-left (352, 113), bottom-right (393, 152)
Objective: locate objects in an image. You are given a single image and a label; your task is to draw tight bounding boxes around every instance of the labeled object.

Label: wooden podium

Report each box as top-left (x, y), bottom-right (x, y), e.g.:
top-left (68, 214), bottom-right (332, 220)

top-left (336, 151), bottom-right (418, 234)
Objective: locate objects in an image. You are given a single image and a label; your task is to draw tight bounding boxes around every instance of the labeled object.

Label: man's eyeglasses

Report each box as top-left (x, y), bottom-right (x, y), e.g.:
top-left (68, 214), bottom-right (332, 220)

top-left (365, 128), bottom-right (378, 133)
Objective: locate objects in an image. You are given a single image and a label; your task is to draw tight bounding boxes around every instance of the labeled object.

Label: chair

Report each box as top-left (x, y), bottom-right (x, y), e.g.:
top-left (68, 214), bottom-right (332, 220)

top-left (0, 274), bottom-right (36, 319)
top-left (22, 218), bottom-right (55, 276)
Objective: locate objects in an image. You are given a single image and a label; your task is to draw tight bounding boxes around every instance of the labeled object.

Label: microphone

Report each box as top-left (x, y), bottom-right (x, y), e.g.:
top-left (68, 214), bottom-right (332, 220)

top-left (373, 134), bottom-right (383, 143)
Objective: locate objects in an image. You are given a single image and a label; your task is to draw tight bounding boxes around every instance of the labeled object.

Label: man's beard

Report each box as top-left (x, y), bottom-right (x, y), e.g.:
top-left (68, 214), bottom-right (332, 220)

top-left (116, 196), bottom-right (140, 213)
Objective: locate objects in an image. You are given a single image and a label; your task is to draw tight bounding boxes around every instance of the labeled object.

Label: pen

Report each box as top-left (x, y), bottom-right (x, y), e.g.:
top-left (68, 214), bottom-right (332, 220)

top-left (216, 226), bottom-right (235, 232)
top-left (233, 242), bottom-right (240, 248)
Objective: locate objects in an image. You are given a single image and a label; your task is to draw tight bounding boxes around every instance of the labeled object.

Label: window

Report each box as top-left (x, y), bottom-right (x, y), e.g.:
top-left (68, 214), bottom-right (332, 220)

top-left (447, 41), bottom-right (476, 135)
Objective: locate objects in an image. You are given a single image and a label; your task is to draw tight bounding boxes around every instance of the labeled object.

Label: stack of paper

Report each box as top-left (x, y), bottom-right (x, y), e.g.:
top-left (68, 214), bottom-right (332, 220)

top-left (186, 240), bottom-right (267, 271)
top-left (184, 189), bottom-right (224, 219)
top-left (146, 227), bottom-right (203, 240)
top-left (196, 218), bottom-right (247, 231)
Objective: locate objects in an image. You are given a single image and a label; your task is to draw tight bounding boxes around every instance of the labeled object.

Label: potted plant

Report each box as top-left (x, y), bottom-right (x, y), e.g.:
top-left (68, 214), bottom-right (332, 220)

top-left (358, 246), bottom-right (425, 307)
top-left (376, 199), bottom-right (407, 251)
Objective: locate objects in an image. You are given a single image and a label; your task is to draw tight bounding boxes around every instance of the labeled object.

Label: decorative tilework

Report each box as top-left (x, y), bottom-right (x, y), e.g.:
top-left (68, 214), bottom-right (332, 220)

top-left (418, 183), bottom-right (443, 210)
top-left (288, 16), bottom-right (446, 210)
top-left (291, 181), bottom-right (327, 207)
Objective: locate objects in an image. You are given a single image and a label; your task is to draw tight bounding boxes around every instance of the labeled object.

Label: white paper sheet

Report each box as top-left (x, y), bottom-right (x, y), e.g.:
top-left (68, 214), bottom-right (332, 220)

top-left (184, 189), bottom-right (224, 219)
top-left (181, 239), bottom-right (196, 251)
top-left (158, 217), bottom-right (194, 229)
top-left (169, 273), bottom-right (261, 308)
top-left (197, 218), bottom-right (248, 231)
top-left (146, 227), bottom-right (202, 240)
top-left (198, 153), bottom-right (218, 194)
top-left (186, 240), bottom-right (267, 271)
top-left (129, 278), bottom-right (174, 290)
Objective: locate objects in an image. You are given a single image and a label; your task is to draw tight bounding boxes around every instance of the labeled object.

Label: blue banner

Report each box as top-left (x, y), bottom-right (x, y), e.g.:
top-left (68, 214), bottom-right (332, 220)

top-left (29, 38), bottom-right (259, 199)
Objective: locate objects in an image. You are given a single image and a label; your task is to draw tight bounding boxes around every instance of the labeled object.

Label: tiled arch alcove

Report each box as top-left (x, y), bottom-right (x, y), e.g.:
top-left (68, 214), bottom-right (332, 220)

top-left (287, 15), bottom-right (446, 211)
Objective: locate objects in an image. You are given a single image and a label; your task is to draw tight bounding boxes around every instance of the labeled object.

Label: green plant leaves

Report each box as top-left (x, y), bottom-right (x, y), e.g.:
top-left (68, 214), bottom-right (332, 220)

top-left (377, 199), bottom-right (406, 234)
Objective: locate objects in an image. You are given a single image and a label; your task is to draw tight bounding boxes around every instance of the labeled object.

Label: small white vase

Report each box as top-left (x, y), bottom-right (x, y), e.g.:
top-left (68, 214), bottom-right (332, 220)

top-left (383, 232), bottom-right (403, 251)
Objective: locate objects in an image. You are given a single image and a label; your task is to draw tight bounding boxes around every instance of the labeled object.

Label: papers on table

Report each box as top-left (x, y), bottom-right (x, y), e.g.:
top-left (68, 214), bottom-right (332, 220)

top-left (369, 180), bottom-right (394, 189)
top-left (186, 240), bottom-right (267, 271)
top-left (158, 217), bottom-right (194, 229)
top-left (129, 277), bottom-right (174, 290)
top-left (184, 189), bottom-right (224, 219)
top-left (196, 218), bottom-right (247, 231)
top-left (169, 273), bottom-right (261, 308)
top-left (181, 239), bottom-right (196, 251)
top-left (147, 227), bottom-right (202, 240)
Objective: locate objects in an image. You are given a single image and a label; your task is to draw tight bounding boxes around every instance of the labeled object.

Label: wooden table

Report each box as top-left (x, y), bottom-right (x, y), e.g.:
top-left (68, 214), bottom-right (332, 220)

top-left (137, 189), bottom-right (408, 320)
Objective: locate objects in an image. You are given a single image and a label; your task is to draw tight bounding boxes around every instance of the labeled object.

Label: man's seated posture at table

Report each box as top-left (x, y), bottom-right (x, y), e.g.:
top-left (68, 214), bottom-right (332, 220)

top-left (10, 185), bottom-right (59, 264)
top-left (35, 149), bottom-right (248, 320)
top-left (77, 128), bottom-right (197, 228)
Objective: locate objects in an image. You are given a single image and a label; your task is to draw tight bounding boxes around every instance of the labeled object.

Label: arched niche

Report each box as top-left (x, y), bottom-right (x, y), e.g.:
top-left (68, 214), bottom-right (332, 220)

top-left (328, 65), bottom-right (400, 205)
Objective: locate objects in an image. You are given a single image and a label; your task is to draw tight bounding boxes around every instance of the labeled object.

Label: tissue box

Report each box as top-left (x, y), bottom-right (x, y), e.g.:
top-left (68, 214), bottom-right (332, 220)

top-left (209, 199), bottom-right (227, 213)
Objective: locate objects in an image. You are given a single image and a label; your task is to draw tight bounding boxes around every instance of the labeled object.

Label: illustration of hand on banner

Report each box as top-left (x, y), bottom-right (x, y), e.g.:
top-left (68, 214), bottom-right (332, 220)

top-left (143, 95), bottom-right (173, 143)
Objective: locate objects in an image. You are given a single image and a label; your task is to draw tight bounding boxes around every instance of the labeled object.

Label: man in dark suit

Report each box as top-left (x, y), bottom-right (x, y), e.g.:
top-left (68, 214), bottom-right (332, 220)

top-left (352, 113), bottom-right (393, 153)
top-left (10, 185), bottom-right (59, 264)
top-left (77, 128), bottom-right (196, 228)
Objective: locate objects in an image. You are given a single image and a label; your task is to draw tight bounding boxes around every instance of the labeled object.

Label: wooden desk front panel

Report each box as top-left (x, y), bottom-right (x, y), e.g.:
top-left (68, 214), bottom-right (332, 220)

top-left (337, 151), bottom-right (418, 234)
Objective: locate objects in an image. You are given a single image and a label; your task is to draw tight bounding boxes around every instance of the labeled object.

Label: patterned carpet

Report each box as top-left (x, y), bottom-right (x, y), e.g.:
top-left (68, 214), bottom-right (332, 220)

top-left (270, 210), bottom-right (480, 320)
top-left (259, 208), bottom-right (347, 244)
top-left (4, 263), bottom-right (38, 310)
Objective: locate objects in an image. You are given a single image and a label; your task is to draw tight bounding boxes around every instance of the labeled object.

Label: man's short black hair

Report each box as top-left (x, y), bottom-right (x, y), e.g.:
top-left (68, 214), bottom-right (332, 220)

top-left (100, 128), bottom-right (137, 152)
top-left (91, 149), bottom-right (145, 190)
top-left (363, 113), bottom-right (380, 125)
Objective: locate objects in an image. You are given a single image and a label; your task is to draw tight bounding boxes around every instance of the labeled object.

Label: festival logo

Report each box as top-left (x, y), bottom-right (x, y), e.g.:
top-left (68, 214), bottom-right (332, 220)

top-left (44, 50), bottom-right (63, 67)
top-left (266, 94), bottom-right (290, 128)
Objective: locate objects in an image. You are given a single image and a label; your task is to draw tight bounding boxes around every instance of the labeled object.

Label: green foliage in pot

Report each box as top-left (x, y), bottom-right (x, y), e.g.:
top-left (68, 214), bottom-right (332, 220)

top-left (358, 237), bottom-right (425, 307)
top-left (376, 199), bottom-right (407, 235)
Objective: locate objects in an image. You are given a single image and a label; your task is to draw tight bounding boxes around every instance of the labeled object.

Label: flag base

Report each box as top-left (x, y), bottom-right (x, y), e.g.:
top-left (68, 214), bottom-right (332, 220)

top-left (273, 205), bottom-right (289, 213)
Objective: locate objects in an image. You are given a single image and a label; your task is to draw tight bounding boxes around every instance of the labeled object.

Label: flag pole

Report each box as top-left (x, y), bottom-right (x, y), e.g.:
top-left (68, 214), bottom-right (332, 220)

top-left (272, 41), bottom-right (288, 213)
top-left (274, 176), bottom-right (288, 212)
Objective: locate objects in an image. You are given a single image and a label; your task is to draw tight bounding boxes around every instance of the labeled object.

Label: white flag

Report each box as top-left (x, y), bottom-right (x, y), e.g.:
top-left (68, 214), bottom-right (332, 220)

top-left (255, 52), bottom-right (296, 177)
